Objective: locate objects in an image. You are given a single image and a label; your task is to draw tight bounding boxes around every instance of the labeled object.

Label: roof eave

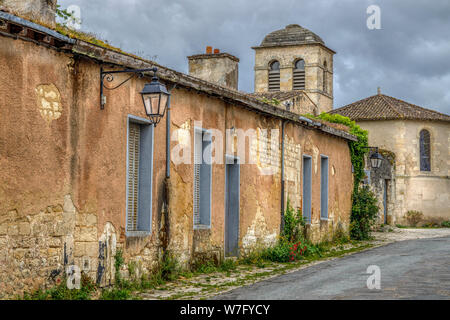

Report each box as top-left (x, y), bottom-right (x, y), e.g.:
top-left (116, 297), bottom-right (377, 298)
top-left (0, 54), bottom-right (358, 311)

top-left (252, 42), bottom-right (336, 54)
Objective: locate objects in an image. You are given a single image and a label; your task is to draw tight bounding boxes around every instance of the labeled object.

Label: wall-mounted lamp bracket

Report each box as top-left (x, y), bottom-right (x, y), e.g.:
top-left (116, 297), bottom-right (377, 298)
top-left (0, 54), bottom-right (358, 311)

top-left (100, 67), bottom-right (157, 110)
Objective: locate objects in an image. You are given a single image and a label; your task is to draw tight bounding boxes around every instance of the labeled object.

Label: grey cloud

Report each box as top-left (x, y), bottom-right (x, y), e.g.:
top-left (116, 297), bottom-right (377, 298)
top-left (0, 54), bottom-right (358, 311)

top-left (58, 0), bottom-right (450, 114)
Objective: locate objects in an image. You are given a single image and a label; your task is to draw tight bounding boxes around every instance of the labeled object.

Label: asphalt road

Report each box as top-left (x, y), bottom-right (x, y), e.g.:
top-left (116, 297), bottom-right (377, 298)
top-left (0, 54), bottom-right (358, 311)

top-left (214, 236), bottom-right (450, 300)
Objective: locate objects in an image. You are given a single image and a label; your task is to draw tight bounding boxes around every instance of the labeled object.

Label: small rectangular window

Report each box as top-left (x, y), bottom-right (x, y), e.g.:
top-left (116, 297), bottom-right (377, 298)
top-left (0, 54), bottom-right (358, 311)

top-left (320, 156), bottom-right (329, 220)
top-left (302, 155), bottom-right (312, 224)
top-left (126, 117), bottom-right (154, 236)
top-left (193, 127), bottom-right (212, 228)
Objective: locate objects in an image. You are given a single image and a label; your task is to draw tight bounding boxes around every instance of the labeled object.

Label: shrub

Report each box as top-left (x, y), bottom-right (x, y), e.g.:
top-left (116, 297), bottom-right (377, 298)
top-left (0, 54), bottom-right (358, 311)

top-left (100, 287), bottom-right (131, 300)
top-left (288, 241), bottom-right (307, 262)
top-left (261, 241), bottom-right (292, 262)
top-left (218, 259), bottom-right (237, 272)
top-left (441, 221), bottom-right (450, 228)
top-left (114, 248), bottom-right (125, 286)
top-left (332, 222), bottom-right (350, 244)
top-left (405, 210), bottom-right (424, 227)
top-left (22, 273), bottom-right (98, 300)
top-left (239, 248), bottom-right (265, 266)
top-left (158, 251), bottom-right (180, 281)
top-left (350, 186), bottom-right (379, 240)
top-left (192, 260), bottom-right (217, 274)
top-left (282, 199), bottom-right (306, 243)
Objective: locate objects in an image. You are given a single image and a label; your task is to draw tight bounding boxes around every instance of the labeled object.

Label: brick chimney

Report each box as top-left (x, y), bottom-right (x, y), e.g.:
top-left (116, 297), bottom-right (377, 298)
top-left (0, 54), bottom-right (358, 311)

top-left (188, 47), bottom-right (239, 90)
top-left (0, 0), bottom-right (57, 28)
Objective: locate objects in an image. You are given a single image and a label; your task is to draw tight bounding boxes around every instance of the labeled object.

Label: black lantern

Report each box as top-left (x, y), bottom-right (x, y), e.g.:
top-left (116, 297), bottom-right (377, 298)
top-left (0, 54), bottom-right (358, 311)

top-left (370, 150), bottom-right (383, 169)
top-left (140, 68), bottom-right (170, 125)
top-left (100, 67), bottom-right (170, 125)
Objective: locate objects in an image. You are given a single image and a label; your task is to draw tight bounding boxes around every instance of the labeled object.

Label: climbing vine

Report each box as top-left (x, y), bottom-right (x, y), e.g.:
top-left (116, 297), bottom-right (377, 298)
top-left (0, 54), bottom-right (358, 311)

top-left (307, 113), bottom-right (378, 240)
top-left (314, 113), bottom-right (368, 190)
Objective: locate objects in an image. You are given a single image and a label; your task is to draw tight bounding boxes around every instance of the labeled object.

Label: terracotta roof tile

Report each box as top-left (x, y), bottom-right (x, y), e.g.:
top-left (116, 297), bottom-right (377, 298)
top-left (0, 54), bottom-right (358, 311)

top-left (331, 94), bottom-right (450, 122)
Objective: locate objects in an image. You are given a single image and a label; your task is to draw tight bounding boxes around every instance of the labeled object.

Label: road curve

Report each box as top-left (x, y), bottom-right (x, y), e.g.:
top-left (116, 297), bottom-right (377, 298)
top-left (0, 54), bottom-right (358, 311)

top-left (213, 236), bottom-right (450, 300)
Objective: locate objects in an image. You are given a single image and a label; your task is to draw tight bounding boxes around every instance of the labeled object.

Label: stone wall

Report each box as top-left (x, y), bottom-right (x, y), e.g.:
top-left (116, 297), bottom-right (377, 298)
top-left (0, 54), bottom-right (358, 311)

top-left (0, 195), bottom-right (104, 298)
top-left (358, 120), bottom-right (450, 223)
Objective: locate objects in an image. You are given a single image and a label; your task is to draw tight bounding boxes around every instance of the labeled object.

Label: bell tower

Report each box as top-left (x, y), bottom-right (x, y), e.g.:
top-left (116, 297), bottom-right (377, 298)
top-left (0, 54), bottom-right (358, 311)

top-left (252, 24), bottom-right (335, 113)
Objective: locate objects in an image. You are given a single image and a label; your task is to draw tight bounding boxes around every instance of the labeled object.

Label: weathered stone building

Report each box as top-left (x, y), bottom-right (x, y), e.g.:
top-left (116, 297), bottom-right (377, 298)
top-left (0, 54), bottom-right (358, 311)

top-left (332, 91), bottom-right (450, 224)
top-left (0, 2), bottom-right (355, 297)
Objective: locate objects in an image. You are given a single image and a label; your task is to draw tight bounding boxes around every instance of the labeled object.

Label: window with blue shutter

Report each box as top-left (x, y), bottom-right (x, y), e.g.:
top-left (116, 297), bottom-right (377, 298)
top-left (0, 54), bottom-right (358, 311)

top-left (302, 155), bottom-right (312, 224)
top-left (193, 127), bottom-right (212, 228)
top-left (126, 116), bottom-right (154, 236)
top-left (320, 156), bottom-right (329, 220)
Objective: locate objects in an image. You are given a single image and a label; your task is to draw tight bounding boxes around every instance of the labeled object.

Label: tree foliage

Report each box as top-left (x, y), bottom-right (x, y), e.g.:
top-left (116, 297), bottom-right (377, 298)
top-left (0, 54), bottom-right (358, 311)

top-left (350, 186), bottom-right (379, 239)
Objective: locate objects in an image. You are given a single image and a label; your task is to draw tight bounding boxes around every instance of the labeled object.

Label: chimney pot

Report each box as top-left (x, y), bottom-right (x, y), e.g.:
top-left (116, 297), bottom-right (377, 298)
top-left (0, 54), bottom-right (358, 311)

top-left (188, 49), bottom-right (239, 90)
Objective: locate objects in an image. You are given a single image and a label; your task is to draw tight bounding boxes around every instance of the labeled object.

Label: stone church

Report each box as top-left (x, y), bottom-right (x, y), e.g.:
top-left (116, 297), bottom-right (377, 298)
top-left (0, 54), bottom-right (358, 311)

top-left (332, 91), bottom-right (450, 224)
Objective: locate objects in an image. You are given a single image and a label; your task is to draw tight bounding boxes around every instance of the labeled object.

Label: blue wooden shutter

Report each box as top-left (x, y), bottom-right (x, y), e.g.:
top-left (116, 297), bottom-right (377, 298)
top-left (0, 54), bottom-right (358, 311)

top-left (127, 122), bottom-right (140, 232)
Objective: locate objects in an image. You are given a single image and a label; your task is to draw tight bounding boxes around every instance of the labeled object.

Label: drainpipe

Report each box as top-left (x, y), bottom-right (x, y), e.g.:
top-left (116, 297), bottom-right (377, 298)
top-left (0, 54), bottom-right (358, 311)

top-left (166, 93), bottom-right (171, 179)
top-left (166, 84), bottom-right (177, 178)
top-left (280, 119), bottom-right (287, 233)
top-left (162, 84), bottom-right (176, 256)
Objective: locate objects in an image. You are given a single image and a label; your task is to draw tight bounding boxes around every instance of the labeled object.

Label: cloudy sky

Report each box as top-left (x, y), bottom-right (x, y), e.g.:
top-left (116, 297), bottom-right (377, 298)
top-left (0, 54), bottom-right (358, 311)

top-left (58, 0), bottom-right (450, 114)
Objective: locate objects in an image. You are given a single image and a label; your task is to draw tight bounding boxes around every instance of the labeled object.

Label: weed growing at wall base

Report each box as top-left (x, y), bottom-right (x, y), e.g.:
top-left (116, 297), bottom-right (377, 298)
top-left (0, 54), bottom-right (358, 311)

top-left (21, 273), bottom-right (98, 300)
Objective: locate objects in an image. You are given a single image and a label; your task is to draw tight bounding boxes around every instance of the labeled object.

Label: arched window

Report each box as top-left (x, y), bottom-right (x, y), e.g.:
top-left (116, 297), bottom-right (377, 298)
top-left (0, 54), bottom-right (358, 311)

top-left (293, 59), bottom-right (305, 90)
top-left (323, 61), bottom-right (327, 93)
top-left (419, 129), bottom-right (431, 171)
top-left (268, 60), bottom-right (280, 91)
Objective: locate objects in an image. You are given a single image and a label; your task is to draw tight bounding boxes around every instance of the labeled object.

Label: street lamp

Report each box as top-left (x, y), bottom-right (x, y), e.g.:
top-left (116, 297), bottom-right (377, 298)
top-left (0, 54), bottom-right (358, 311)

top-left (370, 150), bottom-right (383, 169)
top-left (363, 146), bottom-right (383, 169)
top-left (100, 67), bottom-right (170, 125)
top-left (140, 71), bottom-right (170, 125)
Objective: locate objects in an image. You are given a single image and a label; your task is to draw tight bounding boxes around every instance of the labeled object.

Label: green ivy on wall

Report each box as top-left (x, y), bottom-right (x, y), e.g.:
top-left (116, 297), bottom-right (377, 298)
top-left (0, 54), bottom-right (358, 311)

top-left (306, 113), bottom-right (378, 240)
top-left (314, 113), bottom-right (368, 190)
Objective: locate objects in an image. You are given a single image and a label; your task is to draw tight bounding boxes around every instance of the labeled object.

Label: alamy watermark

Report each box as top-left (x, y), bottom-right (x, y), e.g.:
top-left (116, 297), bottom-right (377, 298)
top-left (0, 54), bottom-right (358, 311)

top-left (367, 5), bottom-right (381, 30)
top-left (171, 122), bottom-right (280, 176)
top-left (366, 265), bottom-right (381, 289)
